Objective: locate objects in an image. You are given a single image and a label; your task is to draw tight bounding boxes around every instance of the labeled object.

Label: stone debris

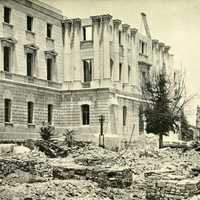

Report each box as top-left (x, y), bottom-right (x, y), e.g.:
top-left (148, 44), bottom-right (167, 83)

top-left (1, 134), bottom-right (200, 199)
top-left (0, 179), bottom-right (131, 200)
top-left (145, 170), bottom-right (200, 200)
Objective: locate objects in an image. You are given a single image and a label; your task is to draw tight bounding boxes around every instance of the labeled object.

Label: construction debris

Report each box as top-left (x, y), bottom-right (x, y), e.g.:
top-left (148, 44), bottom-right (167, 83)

top-left (1, 134), bottom-right (200, 199)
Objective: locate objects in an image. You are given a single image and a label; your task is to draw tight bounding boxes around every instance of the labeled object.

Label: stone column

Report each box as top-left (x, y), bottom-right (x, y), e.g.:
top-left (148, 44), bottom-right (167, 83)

top-left (91, 16), bottom-right (101, 87)
top-left (122, 24), bottom-right (130, 84)
top-left (113, 19), bottom-right (121, 82)
top-left (72, 18), bottom-right (81, 84)
top-left (152, 39), bottom-right (158, 73)
top-left (63, 19), bottom-right (72, 82)
top-left (102, 15), bottom-right (112, 80)
top-left (159, 42), bottom-right (165, 72)
top-left (130, 28), bottom-right (138, 86)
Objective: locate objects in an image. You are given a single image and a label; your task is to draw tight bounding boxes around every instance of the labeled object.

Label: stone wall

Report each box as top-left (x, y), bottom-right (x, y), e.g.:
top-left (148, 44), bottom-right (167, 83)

top-left (0, 79), bottom-right (140, 148)
top-left (0, 0), bottom-right (64, 82)
top-left (145, 169), bottom-right (200, 200)
top-left (53, 164), bottom-right (132, 189)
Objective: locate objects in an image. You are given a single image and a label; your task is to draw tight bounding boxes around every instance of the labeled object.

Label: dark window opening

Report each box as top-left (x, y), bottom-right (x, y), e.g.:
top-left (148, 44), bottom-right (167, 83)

top-left (83, 26), bottom-right (92, 41)
top-left (27, 53), bottom-right (33, 77)
top-left (123, 106), bottom-right (127, 126)
top-left (4, 46), bottom-right (10, 72)
top-left (82, 104), bottom-right (90, 125)
top-left (141, 42), bottom-right (145, 54)
top-left (27, 16), bottom-right (33, 31)
top-left (139, 105), bottom-right (144, 133)
top-left (47, 58), bottom-right (52, 81)
top-left (128, 65), bottom-right (131, 82)
top-left (27, 102), bottom-right (34, 124)
top-left (48, 104), bottom-right (53, 125)
top-left (110, 59), bottom-right (113, 79)
top-left (140, 40), bottom-right (147, 55)
top-left (119, 63), bottom-right (122, 81)
top-left (47, 23), bottom-right (52, 38)
top-left (119, 31), bottom-right (122, 45)
top-left (4, 99), bottom-right (11, 123)
top-left (83, 59), bottom-right (92, 82)
top-left (4, 7), bottom-right (11, 23)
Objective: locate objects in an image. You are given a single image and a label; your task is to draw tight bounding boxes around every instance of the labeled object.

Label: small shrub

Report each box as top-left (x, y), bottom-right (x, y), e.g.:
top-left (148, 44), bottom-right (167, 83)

top-left (63, 128), bottom-right (74, 147)
top-left (40, 124), bottom-right (55, 141)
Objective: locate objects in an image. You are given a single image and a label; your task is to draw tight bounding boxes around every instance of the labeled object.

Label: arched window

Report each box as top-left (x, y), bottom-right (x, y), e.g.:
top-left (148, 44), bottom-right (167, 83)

top-left (81, 104), bottom-right (90, 125)
top-left (123, 106), bottom-right (127, 126)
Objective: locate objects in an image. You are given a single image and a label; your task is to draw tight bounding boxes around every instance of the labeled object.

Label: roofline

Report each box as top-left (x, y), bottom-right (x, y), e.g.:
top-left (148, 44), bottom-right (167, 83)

top-left (12, 0), bottom-right (63, 20)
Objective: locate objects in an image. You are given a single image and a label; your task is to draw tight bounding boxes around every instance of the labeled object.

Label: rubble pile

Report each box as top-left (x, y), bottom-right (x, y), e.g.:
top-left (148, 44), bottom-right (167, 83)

top-left (0, 179), bottom-right (131, 200)
top-left (72, 144), bottom-right (118, 166)
top-left (0, 150), bottom-right (52, 184)
top-left (2, 133), bottom-right (200, 199)
top-left (52, 164), bottom-right (132, 189)
top-left (145, 169), bottom-right (200, 200)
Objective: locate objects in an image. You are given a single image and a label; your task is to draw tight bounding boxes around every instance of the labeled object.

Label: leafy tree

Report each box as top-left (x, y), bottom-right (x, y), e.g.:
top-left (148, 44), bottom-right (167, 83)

top-left (143, 70), bottom-right (191, 148)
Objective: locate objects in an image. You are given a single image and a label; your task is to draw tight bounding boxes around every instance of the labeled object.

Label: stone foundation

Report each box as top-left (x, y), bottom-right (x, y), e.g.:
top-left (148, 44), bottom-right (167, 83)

top-left (53, 164), bottom-right (132, 189)
top-left (145, 169), bottom-right (200, 200)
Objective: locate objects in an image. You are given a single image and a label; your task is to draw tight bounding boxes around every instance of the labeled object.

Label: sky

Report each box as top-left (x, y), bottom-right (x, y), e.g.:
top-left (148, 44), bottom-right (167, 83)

top-left (42, 0), bottom-right (200, 124)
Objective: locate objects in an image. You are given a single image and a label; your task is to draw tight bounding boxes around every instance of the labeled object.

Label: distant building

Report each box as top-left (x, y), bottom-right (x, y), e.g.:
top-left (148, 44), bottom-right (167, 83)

top-left (0, 0), bottom-right (173, 147)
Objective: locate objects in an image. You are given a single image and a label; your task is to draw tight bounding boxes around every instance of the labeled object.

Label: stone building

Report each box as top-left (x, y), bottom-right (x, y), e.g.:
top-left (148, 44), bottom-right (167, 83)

top-left (0, 0), bottom-right (173, 147)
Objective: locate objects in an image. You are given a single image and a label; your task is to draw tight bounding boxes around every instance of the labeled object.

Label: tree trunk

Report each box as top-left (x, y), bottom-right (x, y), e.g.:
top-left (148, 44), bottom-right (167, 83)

top-left (159, 133), bottom-right (163, 149)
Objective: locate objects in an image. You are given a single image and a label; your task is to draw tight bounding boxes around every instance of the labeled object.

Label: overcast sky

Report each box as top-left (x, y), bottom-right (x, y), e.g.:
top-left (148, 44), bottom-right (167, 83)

top-left (42, 0), bottom-right (200, 124)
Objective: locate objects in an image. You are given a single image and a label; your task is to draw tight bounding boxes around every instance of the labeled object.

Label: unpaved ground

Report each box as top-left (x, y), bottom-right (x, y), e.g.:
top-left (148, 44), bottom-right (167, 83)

top-left (0, 179), bottom-right (132, 200)
top-left (1, 134), bottom-right (200, 199)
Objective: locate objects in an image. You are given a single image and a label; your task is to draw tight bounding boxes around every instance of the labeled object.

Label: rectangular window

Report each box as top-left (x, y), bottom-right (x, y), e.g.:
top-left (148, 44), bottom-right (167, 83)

top-left (27, 53), bottom-right (33, 77)
top-left (48, 104), bottom-right (53, 125)
top-left (128, 65), bottom-right (131, 82)
top-left (4, 7), bottom-right (11, 23)
top-left (140, 40), bottom-right (147, 55)
top-left (83, 26), bottom-right (92, 41)
top-left (123, 106), bottom-right (127, 126)
top-left (110, 59), bottom-right (113, 79)
top-left (83, 59), bottom-right (92, 82)
top-left (47, 58), bottom-right (52, 81)
top-left (119, 63), bottom-right (122, 81)
top-left (47, 23), bottom-right (52, 38)
top-left (27, 102), bottom-right (34, 124)
top-left (82, 105), bottom-right (90, 125)
top-left (119, 31), bottom-right (122, 45)
top-left (27, 16), bottom-right (33, 31)
top-left (4, 46), bottom-right (10, 72)
top-left (4, 99), bottom-right (11, 123)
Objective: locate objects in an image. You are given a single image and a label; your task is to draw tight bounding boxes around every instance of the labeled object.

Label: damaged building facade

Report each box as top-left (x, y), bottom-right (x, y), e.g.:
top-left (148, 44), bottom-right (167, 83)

top-left (0, 0), bottom-right (173, 147)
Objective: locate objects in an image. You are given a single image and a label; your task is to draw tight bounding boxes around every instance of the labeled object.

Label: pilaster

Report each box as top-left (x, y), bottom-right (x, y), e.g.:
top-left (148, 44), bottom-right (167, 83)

top-left (113, 19), bottom-right (121, 82)
top-left (63, 19), bottom-right (72, 82)
top-left (102, 14), bottom-right (112, 80)
top-left (122, 24), bottom-right (130, 84)
top-left (72, 18), bottom-right (81, 82)
top-left (91, 15), bottom-right (101, 85)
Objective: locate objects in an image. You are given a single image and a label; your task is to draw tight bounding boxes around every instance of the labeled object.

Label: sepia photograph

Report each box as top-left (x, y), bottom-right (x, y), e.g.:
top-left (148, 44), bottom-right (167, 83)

top-left (0, 0), bottom-right (200, 199)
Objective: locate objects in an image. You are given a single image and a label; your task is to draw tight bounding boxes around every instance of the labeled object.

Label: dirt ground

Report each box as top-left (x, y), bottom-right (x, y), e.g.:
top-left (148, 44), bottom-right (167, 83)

top-left (1, 134), bottom-right (200, 200)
